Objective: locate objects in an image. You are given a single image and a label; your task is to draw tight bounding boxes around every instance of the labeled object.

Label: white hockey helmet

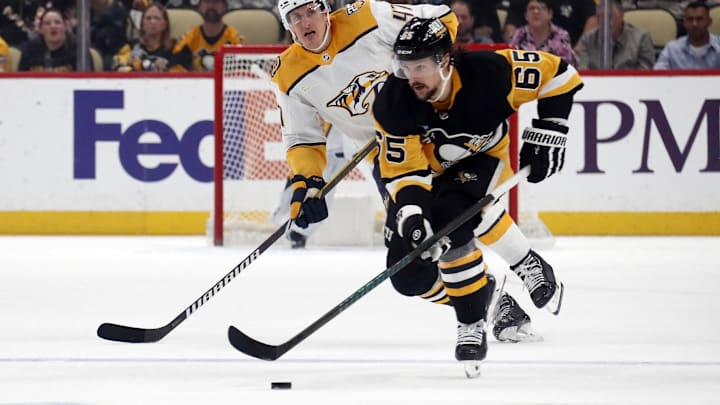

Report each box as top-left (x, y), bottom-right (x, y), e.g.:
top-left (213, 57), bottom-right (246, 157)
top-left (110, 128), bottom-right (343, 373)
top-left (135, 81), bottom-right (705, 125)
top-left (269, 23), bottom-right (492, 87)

top-left (278, 0), bottom-right (330, 29)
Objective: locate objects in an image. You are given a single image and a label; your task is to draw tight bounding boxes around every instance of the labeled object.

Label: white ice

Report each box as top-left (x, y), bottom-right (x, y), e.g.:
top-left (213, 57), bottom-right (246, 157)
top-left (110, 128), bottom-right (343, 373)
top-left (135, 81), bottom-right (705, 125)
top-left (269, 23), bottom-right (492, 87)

top-left (1, 235), bottom-right (719, 404)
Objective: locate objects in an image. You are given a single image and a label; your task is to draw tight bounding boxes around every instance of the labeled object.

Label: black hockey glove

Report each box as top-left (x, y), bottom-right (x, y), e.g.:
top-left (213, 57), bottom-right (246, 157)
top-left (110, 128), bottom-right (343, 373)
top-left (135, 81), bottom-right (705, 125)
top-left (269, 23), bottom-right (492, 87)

top-left (396, 205), bottom-right (451, 262)
top-left (290, 174), bottom-right (328, 229)
top-left (519, 118), bottom-right (569, 183)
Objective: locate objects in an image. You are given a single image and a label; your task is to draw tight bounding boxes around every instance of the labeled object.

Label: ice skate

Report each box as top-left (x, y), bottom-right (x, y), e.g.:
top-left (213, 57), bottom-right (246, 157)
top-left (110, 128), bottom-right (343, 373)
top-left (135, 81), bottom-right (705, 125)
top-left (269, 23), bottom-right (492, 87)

top-left (455, 319), bottom-right (488, 378)
top-left (288, 231), bottom-right (307, 249)
top-left (492, 292), bottom-right (542, 343)
top-left (511, 249), bottom-right (564, 314)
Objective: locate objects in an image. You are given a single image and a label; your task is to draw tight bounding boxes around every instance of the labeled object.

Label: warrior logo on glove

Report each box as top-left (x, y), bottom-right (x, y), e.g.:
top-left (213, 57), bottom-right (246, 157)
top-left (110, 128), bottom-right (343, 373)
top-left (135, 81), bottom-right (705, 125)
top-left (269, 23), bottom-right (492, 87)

top-left (519, 118), bottom-right (569, 184)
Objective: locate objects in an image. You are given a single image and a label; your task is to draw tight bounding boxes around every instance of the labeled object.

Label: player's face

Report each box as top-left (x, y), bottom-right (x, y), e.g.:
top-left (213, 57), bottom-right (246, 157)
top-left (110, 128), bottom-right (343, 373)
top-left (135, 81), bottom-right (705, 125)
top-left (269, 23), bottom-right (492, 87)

top-left (399, 57), bottom-right (443, 101)
top-left (287, 3), bottom-right (329, 50)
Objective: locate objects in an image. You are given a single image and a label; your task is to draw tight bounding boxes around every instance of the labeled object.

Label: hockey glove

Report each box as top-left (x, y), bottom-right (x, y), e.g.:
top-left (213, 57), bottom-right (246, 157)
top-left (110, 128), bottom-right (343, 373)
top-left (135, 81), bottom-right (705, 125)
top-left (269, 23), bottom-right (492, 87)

top-left (397, 205), bottom-right (451, 262)
top-left (519, 118), bottom-right (569, 183)
top-left (289, 174), bottom-right (328, 229)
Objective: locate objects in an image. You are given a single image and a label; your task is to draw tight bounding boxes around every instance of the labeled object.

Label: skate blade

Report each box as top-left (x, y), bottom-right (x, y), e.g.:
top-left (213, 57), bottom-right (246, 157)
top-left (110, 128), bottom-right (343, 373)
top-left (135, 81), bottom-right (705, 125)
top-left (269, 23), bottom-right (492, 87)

top-left (462, 361), bottom-right (482, 379)
top-left (487, 274), bottom-right (508, 328)
top-left (497, 323), bottom-right (544, 343)
top-left (545, 282), bottom-right (564, 316)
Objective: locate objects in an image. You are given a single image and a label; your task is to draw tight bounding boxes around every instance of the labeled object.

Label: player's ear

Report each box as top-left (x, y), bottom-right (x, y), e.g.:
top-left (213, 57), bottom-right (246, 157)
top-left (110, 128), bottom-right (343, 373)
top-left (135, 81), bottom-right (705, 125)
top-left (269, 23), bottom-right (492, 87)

top-left (442, 53), bottom-right (451, 69)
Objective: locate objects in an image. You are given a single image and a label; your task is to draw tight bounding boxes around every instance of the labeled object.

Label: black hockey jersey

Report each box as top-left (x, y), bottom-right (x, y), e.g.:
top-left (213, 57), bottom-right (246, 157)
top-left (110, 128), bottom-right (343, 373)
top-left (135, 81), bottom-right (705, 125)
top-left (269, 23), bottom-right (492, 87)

top-left (373, 49), bottom-right (583, 206)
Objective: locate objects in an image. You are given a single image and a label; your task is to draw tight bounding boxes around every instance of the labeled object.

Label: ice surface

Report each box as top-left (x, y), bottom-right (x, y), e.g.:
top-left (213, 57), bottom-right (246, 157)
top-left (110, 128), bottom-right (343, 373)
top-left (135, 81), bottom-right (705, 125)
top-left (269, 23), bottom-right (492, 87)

top-left (1, 236), bottom-right (719, 404)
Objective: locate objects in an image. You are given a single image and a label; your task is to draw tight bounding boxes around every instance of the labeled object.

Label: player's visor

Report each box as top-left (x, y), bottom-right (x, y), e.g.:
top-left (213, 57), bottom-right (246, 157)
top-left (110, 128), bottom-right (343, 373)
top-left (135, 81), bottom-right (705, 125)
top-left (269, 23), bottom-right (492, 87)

top-left (391, 55), bottom-right (441, 80)
top-left (287, 1), bottom-right (326, 26)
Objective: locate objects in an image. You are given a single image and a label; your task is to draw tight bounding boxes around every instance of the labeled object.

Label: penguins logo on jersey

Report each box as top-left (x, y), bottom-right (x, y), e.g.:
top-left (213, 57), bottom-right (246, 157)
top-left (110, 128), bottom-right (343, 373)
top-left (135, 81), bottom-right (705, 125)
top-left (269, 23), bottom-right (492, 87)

top-left (326, 70), bottom-right (389, 116)
top-left (456, 170), bottom-right (478, 183)
top-left (424, 128), bottom-right (494, 169)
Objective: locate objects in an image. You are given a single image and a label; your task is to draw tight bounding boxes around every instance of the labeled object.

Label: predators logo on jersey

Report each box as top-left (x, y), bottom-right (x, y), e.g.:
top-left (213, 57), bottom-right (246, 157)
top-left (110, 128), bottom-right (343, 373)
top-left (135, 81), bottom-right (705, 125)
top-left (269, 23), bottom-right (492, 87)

top-left (270, 56), bottom-right (281, 78)
top-left (326, 70), bottom-right (389, 116)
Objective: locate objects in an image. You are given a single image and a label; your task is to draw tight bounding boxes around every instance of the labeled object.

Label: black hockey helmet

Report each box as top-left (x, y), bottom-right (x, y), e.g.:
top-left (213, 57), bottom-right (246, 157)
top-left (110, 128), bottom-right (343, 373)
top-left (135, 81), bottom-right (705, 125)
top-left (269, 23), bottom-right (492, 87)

top-left (393, 17), bottom-right (452, 63)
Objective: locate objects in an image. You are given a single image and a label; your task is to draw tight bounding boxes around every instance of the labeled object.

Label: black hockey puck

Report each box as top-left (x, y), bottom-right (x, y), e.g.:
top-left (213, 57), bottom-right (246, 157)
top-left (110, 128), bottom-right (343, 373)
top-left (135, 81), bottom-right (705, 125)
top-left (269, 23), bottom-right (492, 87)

top-left (271, 381), bottom-right (292, 390)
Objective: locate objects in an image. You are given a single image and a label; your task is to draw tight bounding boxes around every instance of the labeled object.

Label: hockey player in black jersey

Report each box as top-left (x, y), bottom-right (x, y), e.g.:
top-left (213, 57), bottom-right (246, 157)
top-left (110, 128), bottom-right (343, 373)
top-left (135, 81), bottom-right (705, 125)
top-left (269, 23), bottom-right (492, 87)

top-left (373, 17), bottom-right (583, 372)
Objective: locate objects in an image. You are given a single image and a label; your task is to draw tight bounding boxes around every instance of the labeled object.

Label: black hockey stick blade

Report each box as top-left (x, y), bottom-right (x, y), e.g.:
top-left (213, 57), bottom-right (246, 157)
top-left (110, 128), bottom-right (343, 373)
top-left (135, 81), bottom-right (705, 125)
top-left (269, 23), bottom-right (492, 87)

top-left (97, 322), bottom-right (174, 344)
top-left (228, 167), bottom-right (530, 360)
top-left (97, 139), bottom-right (378, 344)
top-left (228, 326), bottom-right (284, 360)
top-left (96, 227), bottom-right (281, 343)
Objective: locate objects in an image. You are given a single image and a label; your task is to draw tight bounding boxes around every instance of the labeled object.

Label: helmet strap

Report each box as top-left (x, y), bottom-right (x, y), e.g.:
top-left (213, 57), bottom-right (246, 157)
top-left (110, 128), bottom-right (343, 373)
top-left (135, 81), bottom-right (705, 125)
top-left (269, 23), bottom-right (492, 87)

top-left (428, 58), bottom-right (453, 103)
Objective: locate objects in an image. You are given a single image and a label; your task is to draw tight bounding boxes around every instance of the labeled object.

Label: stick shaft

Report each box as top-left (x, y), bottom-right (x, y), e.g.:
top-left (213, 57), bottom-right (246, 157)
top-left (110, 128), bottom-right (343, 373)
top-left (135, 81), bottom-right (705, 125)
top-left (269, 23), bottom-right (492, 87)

top-left (98, 139), bottom-right (378, 343)
top-left (228, 167), bottom-right (530, 359)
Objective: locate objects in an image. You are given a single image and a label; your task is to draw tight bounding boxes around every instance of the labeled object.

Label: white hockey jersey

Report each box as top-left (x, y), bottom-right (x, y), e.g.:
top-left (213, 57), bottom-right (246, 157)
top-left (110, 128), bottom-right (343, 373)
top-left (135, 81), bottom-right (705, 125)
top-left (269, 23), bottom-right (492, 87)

top-left (270, 0), bottom-right (457, 178)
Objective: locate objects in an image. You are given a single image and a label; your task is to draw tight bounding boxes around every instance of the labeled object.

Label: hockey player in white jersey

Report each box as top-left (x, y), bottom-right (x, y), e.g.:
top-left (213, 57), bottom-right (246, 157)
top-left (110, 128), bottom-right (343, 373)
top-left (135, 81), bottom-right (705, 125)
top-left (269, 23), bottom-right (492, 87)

top-left (272, 0), bottom-right (538, 343)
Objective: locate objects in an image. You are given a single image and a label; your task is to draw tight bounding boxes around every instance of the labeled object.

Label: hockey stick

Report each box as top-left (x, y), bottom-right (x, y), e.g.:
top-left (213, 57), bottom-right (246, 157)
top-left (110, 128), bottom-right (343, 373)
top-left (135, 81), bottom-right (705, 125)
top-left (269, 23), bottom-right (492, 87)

top-left (97, 139), bottom-right (378, 343)
top-left (227, 166), bottom-right (531, 360)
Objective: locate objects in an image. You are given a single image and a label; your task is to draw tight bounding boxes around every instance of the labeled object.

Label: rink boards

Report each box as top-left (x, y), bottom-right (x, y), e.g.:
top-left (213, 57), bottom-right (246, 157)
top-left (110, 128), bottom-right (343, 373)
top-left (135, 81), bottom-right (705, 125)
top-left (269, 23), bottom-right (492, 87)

top-left (0, 72), bottom-right (718, 235)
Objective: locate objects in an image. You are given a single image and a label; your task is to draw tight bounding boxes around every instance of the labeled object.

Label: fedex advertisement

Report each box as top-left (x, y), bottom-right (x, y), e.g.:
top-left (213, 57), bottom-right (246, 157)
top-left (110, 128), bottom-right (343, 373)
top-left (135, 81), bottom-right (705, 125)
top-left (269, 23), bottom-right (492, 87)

top-left (0, 73), bottom-right (718, 235)
top-left (1, 78), bottom-right (217, 213)
top-left (73, 89), bottom-right (215, 183)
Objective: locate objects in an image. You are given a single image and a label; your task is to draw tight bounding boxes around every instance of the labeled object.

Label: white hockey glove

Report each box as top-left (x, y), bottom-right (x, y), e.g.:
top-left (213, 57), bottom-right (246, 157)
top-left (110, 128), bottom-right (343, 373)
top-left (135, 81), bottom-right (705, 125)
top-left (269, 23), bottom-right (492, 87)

top-left (519, 118), bottom-right (569, 183)
top-left (396, 205), bottom-right (451, 262)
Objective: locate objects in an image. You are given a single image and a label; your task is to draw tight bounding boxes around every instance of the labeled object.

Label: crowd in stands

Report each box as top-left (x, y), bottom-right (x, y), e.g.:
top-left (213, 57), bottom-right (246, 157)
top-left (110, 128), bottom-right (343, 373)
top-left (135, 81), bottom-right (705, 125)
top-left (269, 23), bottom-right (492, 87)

top-left (0, 0), bottom-right (718, 72)
top-left (576, 0), bottom-right (656, 68)
top-left (507, 0), bottom-right (577, 65)
top-left (112, 1), bottom-right (175, 71)
top-left (0, 0), bottom-right (247, 71)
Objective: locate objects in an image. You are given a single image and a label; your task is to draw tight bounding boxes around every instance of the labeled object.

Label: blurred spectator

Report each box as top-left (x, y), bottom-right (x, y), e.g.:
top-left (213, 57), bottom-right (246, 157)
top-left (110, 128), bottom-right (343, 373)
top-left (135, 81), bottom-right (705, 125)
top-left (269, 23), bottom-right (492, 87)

top-left (451, 0), bottom-right (493, 44)
top-left (468, 0), bottom-right (504, 42)
top-left (509, 0), bottom-right (576, 64)
top-left (113, 2), bottom-right (175, 71)
top-left (0, 0), bottom-right (40, 46)
top-left (18, 8), bottom-right (83, 71)
top-left (126, 0), bottom-right (153, 41)
top-left (504, 0), bottom-right (597, 47)
top-left (575, 0), bottom-right (655, 69)
top-left (0, 35), bottom-right (8, 71)
top-left (654, 1), bottom-right (720, 69)
top-left (170, 0), bottom-right (243, 71)
top-left (91, 0), bottom-right (129, 70)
